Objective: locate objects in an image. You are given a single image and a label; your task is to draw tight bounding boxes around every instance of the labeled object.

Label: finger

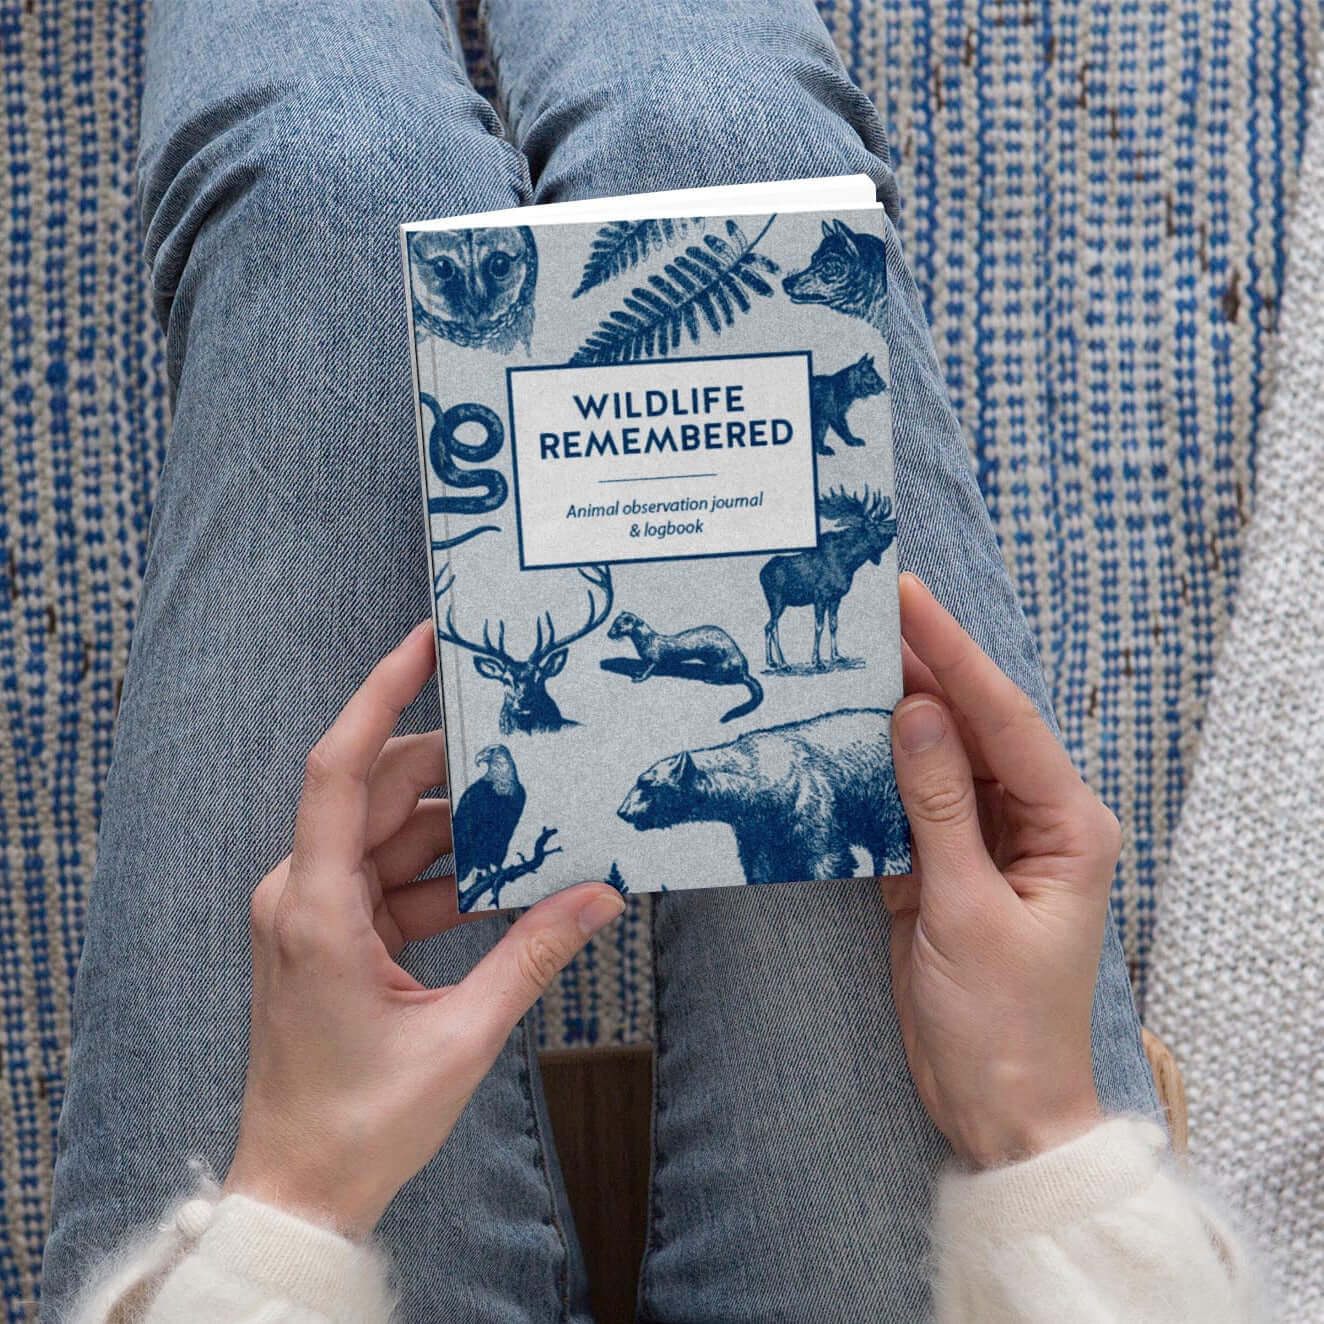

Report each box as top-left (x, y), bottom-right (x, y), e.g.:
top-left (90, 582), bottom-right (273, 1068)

top-left (901, 636), bottom-right (942, 699)
top-left (292, 620), bottom-right (434, 876)
top-left (975, 778), bottom-right (1006, 859)
top-left (901, 638), bottom-right (993, 783)
top-left (364, 731), bottom-right (448, 852)
top-left (898, 574), bottom-right (1080, 810)
top-left (880, 872), bottom-right (921, 916)
top-left (375, 875), bottom-right (463, 953)
top-left (373, 796), bottom-right (453, 886)
top-left (449, 883), bottom-right (625, 1055)
top-left (890, 694), bottom-right (994, 907)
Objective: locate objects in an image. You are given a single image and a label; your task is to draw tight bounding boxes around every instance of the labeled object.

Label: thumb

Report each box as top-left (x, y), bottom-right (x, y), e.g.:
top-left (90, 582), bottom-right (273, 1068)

top-left (451, 882), bottom-right (625, 1057)
top-left (891, 695), bottom-right (989, 886)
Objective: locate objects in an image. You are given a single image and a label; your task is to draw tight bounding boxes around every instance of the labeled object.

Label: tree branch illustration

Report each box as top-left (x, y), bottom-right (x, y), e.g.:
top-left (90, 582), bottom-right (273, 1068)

top-left (457, 826), bottom-right (563, 912)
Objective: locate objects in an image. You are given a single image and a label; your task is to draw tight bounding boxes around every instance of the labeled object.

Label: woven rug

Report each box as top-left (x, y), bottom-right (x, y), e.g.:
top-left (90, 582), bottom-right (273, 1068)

top-left (1, 1), bottom-right (1318, 1317)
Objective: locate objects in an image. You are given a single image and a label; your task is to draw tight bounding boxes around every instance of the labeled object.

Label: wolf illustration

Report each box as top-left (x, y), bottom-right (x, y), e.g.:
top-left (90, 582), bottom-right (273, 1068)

top-left (782, 220), bottom-right (888, 333)
top-left (810, 353), bottom-right (887, 455)
top-left (617, 708), bottom-right (909, 884)
top-left (409, 227), bottom-right (538, 352)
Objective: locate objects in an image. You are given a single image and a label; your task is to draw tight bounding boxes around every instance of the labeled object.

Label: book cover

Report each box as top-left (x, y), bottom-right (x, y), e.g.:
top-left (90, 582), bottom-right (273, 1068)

top-left (401, 204), bottom-right (911, 911)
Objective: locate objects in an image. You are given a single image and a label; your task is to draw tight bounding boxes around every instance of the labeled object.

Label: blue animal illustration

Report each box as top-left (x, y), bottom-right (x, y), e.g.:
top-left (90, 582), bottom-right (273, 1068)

top-left (782, 219), bottom-right (888, 332)
top-left (573, 216), bottom-right (702, 297)
top-left (617, 708), bottom-right (910, 884)
top-left (422, 393), bottom-right (506, 550)
top-left (602, 610), bottom-right (763, 722)
top-left (452, 743), bottom-right (526, 885)
top-left (761, 488), bottom-right (896, 671)
top-left (409, 227), bottom-right (537, 352)
top-left (456, 825), bottom-right (562, 913)
top-left (569, 217), bottom-right (779, 365)
top-left (811, 353), bottom-right (886, 456)
top-left (435, 563), bottom-right (614, 734)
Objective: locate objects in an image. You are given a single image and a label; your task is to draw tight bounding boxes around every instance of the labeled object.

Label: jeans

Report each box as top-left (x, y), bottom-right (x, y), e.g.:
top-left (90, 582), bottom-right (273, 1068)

top-left (40, 1), bottom-right (1158, 1319)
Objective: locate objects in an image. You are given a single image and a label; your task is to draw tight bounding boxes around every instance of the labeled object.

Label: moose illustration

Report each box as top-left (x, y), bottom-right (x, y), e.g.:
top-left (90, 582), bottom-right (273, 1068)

top-left (434, 562), bottom-right (613, 734)
top-left (760, 487), bottom-right (896, 672)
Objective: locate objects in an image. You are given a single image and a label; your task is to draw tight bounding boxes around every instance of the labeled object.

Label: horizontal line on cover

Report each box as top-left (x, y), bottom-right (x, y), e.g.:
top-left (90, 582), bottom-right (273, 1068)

top-left (596, 472), bottom-right (718, 484)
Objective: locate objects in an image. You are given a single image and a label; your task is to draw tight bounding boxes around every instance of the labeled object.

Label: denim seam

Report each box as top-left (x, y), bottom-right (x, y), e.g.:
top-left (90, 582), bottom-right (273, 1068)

top-left (518, 1007), bottom-right (572, 1323)
top-left (634, 891), bottom-right (666, 1324)
top-left (477, 1), bottom-right (516, 144)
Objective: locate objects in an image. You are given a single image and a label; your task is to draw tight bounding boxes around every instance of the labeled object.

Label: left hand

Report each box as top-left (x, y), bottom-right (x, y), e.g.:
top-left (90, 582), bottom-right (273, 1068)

top-left (223, 620), bottom-right (624, 1238)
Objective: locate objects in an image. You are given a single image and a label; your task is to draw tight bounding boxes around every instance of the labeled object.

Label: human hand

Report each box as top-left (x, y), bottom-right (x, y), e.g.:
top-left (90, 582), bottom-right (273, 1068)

top-left (223, 620), bottom-right (625, 1238)
top-left (884, 574), bottom-right (1115, 1168)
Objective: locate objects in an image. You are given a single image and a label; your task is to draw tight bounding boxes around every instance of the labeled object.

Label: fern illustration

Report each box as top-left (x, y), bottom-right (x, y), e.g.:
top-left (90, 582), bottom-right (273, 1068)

top-left (573, 217), bottom-right (702, 297)
top-left (568, 217), bottom-right (780, 366)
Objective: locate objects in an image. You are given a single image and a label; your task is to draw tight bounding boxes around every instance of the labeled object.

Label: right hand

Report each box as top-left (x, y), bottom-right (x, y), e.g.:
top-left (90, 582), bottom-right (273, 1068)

top-left (224, 620), bottom-right (624, 1239)
top-left (884, 574), bottom-right (1118, 1168)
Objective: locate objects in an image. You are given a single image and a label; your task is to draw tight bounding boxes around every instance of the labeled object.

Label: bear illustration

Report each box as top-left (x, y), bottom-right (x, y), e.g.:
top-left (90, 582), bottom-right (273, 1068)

top-left (617, 708), bottom-right (909, 884)
top-left (810, 353), bottom-right (887, 455)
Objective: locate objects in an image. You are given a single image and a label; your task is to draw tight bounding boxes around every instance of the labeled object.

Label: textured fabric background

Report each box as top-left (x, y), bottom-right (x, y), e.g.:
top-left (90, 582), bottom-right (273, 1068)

top-left (1146, 68), bottom-right (1324, 1324)
top-left (1, 1), bottom-right (1319, 1317)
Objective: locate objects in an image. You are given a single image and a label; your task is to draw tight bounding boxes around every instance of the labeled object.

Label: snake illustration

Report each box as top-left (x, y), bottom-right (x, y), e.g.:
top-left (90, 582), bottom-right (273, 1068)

top-left (422, 392), bottom-right (507, 550)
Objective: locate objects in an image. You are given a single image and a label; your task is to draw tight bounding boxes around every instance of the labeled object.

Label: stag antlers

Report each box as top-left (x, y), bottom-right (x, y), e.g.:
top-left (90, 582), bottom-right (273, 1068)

top-left (433, 563), bottom-right (614, 668)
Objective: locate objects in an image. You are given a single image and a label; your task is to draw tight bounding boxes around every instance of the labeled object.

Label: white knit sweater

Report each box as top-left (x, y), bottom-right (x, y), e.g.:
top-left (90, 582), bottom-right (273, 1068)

top-left (69, 1117), bottom-right (1256, 1323)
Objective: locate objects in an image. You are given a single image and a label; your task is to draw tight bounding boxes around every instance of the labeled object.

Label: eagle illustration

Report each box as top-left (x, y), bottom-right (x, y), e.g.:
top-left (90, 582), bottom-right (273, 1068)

top-left (452, 743), bottom-right (526, 883)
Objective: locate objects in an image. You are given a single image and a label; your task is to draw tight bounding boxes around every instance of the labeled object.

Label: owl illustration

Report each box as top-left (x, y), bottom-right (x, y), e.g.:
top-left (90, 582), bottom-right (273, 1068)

top-left (408, 227), bottom-right (538, 352)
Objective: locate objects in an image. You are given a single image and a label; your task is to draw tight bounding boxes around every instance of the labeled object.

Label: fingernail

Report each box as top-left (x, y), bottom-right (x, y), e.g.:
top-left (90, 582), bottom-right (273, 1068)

top-left (897, 700), bottom-right (946, 752)
top-left (576, 891), bottom-right (625, 937)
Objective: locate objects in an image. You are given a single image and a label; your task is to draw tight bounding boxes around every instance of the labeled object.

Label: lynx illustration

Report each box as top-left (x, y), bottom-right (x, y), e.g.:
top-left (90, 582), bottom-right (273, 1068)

top-left (617, 708), bottom-right (909, 884)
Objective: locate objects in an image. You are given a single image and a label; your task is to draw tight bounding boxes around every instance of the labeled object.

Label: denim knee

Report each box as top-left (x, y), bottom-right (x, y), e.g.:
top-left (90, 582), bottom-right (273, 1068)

top-left (514, 35), bottom-right (897, 211)
top-left (135, 74), bottom-right (529, 330)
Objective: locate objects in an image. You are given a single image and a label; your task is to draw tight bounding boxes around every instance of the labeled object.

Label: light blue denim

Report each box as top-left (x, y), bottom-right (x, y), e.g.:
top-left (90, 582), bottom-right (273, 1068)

top-left (41, 1), bottom-right (1159, 1320)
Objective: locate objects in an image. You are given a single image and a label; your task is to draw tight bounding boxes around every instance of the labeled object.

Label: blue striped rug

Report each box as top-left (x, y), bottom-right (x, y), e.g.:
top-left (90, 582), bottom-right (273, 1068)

top-left (1, 1), bottom-right (1317, 1316)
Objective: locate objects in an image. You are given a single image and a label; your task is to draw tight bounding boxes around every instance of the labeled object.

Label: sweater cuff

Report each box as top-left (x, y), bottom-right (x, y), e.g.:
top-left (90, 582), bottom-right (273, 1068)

top-left (935, 1115), bottom-right (1169, 1244)
top-left (182, 1193), bottom-right (396, 1322)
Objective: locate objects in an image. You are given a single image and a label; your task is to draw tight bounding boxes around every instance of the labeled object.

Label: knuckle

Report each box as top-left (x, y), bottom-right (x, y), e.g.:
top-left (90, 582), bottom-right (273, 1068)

top-left (1097, 802), bottom-right (1123, 856)
top-left (302, 740), bottom-right (337, 789)
top-left (913, 775), bottom-right (977, 828)
top-left (269, 895), bottom-right (321, 963)
top-left (515, 933), bottom-right (570, 992)
top-left (248, 881), bottom-right (276, 937)
top-left (1079, 791), bottom-right (1123, 863)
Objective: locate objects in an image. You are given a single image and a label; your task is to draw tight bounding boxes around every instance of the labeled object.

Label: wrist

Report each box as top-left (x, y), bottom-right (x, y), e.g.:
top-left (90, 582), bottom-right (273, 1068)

top-left (224, 1145), bottom-right (387, 1242)
top-left (953, 1094), bottom-right (1103, 1170)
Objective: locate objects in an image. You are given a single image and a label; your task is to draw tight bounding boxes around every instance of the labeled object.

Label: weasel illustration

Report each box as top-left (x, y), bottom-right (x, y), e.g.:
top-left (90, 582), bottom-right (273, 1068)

top-left (603, 611), bottom-right (764, 722)
top-left (782, 219), bottom-right (888, 333)
top-left (810, 353), bottom-right (886, 455)
top-left (617, 707), bottom-right (909, 883)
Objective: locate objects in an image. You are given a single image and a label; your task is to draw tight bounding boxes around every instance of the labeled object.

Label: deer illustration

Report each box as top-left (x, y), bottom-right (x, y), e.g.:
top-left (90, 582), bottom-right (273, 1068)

top-left (435, 563), bottom-right (613, 733)
top-left (761, 488), bottom-right (896, 671)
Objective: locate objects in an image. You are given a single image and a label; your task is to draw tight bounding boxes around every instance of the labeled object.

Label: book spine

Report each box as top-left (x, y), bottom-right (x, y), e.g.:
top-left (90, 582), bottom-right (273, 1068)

top-left (398, 226), bottom-right (463, 796)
